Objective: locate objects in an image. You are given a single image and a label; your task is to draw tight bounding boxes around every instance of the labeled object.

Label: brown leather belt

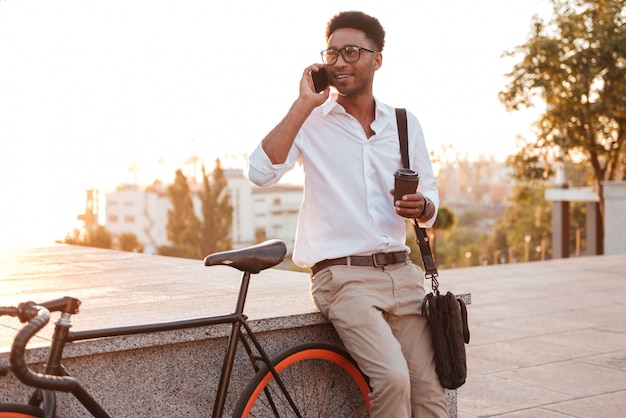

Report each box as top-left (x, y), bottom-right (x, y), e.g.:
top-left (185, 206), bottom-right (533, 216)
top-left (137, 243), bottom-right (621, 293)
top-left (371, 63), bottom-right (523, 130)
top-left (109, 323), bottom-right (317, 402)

top-left (310, 251), bottom-right (408, 276)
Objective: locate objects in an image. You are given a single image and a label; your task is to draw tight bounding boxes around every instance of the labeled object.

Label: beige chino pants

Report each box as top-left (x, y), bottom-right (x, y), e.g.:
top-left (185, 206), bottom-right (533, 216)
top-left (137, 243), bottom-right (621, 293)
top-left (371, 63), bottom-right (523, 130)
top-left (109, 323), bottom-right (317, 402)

top-left (311, 260), bottom-right (448, 418)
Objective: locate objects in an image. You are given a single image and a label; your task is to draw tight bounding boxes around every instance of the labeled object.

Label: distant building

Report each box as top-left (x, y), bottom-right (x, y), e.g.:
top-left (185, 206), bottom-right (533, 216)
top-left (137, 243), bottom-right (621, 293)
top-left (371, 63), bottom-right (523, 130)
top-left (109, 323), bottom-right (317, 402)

top-left (251, 184), bottom-right (302, 253)
top-left (104, 183), bottom-right (169, 254)
top-left (104, 170), bottom-right (302, 254)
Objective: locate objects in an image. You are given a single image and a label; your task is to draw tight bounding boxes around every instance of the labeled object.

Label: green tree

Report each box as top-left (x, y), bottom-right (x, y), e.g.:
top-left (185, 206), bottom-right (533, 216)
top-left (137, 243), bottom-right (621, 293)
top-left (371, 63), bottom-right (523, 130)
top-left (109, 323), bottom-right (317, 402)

top-left (433, 208), bottom-right (490, 268)
top-left (162, 169), bottom-right (202, 259)
top-left (500, 0), bottom-right (626, 213)
top-left (438, 226), bottom-right (491, 268)
top-left (500, 0), bottom-right (626, 220)
top-left (433, 206), bottom-right (457, 231)
top-left (199, 160), bottom-right (233, 257)
top-left (118, 232), bottom-right (144, 253)
top-left (63, 229), bottom-right (82, 245)
top-left (492, 183), bottom-right (552, 262)
top-left (86, 225), bottom-right (113, 249)
top-left (431, 205), bottom-right (456, 264)
top-left (63, 225), bottom-right (112, 249)
top-left (498, 0), bottom-right (623, 260)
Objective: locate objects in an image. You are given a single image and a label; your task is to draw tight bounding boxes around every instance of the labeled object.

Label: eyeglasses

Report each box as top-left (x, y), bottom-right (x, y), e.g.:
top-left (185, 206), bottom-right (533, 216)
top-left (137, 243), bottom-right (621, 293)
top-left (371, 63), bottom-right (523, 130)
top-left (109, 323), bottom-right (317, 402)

top-left (320, 45), bottom-right (378, 65)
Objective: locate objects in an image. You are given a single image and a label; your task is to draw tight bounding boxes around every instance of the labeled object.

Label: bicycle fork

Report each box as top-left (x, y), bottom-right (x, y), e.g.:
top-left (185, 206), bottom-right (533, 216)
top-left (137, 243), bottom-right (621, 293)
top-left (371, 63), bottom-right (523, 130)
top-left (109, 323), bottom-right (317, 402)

top-left (40, 309), bottom-right (110, 418)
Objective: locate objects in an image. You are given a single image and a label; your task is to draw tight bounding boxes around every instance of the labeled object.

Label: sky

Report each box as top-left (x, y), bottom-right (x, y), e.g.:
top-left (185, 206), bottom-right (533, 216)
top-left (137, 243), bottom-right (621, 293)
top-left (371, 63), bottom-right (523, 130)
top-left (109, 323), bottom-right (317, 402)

top-left (0, 0), bottom-right (552, 246)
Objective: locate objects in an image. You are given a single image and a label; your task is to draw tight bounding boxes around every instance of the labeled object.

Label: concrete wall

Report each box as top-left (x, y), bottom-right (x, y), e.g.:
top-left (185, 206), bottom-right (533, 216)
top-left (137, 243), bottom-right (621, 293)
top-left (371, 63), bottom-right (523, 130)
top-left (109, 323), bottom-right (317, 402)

top-left (1, 316), bottom-right (460, 417)
top-left (1, 318), bottom-right (337, 417)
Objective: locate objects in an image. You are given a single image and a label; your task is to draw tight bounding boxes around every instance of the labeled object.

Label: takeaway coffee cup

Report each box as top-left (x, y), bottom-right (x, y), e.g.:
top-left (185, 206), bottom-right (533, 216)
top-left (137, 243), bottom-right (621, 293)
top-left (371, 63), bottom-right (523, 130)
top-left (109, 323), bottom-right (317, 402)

top-left (394, 169), bottom-right (419, 202)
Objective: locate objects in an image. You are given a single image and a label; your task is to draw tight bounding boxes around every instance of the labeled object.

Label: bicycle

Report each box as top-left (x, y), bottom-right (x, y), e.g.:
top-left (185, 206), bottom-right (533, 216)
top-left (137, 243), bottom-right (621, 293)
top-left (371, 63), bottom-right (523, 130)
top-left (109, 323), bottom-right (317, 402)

top-left (0, 239), bottom-right (370, 417)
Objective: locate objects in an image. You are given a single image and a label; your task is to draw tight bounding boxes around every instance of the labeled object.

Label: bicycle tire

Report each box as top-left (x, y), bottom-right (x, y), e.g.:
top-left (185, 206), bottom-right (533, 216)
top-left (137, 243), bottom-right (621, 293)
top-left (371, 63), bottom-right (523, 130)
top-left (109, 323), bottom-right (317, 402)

top-left (234, 342), bottom-right (370, 417)
top-left (0, 404), bottom-right (44, 418)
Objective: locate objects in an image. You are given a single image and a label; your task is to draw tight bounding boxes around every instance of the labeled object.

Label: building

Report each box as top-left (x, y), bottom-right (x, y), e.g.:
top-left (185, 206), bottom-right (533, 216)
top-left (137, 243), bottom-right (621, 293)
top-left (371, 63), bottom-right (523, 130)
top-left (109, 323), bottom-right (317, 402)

top-left (104, 183), bottom-right (169, 254)
top-left (251, 184), bottom-right (302, 253)
top-left (104, 170), bottom-right (302, 254)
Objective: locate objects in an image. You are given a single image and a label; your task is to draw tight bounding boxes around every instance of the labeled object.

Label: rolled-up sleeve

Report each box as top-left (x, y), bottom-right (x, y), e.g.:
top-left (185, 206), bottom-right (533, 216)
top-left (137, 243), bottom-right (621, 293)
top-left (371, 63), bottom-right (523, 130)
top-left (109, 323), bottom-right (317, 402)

top-left (247, 142), bottom-right (299, 187)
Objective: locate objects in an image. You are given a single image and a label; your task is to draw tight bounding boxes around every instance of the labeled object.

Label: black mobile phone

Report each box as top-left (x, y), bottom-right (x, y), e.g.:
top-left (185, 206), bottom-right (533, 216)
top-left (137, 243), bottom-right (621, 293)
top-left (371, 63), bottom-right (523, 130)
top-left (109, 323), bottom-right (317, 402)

top-left (310, 68), bottom-right (329, 93)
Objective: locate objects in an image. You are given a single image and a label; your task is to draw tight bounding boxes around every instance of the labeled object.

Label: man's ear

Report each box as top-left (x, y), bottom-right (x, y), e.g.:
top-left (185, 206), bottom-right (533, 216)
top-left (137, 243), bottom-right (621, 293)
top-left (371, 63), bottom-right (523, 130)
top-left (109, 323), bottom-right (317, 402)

top-left (374, 52), bottom-right (382, 71)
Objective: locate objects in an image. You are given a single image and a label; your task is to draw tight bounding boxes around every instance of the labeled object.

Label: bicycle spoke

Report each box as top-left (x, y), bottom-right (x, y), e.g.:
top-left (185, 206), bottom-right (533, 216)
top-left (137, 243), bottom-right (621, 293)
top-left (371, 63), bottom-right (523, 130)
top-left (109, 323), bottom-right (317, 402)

top-left (235, 344), bottom-right (369, 417)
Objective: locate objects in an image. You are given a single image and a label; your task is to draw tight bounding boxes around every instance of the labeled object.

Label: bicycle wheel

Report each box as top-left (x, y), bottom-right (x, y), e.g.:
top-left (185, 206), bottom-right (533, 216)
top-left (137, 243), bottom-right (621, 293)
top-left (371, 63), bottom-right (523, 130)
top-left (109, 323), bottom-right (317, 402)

top-left (0, 404), bottom-right (44, 418)
top-left (234, 342), bottom-right (370, 417)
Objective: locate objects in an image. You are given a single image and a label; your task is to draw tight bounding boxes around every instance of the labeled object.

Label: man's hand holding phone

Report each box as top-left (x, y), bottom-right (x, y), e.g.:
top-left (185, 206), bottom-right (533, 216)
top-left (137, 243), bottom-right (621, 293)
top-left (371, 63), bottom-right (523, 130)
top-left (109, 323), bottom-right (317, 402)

top-left (298, 64), bottom-right (330, 108)
top-left (310, 65), bottom-right (330, 93)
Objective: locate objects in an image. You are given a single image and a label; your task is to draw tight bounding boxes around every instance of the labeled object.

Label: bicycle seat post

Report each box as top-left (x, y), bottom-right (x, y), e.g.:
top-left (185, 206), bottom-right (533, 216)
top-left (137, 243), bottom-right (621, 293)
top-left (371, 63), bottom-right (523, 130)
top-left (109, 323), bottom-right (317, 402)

top-left (233, 270), bottom-right (252, 316)
top-left (212, 269), bottom-right (253, 418)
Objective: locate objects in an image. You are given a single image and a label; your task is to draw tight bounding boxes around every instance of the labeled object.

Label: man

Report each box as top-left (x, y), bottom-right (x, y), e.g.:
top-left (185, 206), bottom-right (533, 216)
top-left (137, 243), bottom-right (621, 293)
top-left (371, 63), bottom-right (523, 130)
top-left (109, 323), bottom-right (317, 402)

top-left (248, 11), bottom-right (448, 417)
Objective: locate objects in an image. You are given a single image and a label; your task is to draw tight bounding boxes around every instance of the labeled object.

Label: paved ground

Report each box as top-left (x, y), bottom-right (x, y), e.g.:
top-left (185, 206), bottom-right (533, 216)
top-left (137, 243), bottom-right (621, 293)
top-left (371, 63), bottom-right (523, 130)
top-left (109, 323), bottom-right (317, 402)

top-left (1, 245), bottom-right (625, 417)
top-left (441, 253), bottom-right (626, 417)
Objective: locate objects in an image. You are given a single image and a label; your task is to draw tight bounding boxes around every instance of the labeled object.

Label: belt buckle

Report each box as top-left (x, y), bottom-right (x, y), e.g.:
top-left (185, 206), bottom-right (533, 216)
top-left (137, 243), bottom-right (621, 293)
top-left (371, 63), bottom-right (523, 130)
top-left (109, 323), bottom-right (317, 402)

top-left (372, 252), bottom-right (389, 268)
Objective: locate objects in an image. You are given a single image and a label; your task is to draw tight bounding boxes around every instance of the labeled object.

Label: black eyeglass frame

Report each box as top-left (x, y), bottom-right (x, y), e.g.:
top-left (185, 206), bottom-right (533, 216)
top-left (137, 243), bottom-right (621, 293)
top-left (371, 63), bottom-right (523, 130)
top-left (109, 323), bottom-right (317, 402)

top-left (320, 45), bottom-right (378, 65)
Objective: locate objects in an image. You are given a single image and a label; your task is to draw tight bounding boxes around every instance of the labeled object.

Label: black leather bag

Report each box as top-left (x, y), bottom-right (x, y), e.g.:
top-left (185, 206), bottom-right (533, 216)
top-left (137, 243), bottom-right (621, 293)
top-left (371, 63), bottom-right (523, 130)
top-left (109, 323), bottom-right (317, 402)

top-left (396, 108), bottom-right (470, 390)
top-left (422, 290), bottom-right (470, 389)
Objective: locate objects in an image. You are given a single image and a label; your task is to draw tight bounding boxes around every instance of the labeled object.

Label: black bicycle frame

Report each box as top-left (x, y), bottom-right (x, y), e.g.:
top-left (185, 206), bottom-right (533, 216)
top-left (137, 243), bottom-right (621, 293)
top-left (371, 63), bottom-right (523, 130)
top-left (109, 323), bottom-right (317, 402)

top-left (38, 270), bottom-right (294, 418)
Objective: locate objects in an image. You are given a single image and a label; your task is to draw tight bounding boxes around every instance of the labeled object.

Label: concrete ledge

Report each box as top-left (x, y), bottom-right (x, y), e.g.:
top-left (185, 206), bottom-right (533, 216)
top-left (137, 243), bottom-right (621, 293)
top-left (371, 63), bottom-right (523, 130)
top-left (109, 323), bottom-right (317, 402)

top-left (1, 318), bottom-right (465, 417)
top-left (0, 245), bottom-right (466, 416)
top-left (1, 320), bottom-right (344, 416)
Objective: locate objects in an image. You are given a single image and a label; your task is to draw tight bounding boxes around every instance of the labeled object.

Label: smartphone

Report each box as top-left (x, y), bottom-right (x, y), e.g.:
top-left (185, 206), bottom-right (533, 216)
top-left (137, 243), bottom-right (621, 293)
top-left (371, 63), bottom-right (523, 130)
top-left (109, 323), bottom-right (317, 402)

top-left (310, 68), bottom-right (329, 93)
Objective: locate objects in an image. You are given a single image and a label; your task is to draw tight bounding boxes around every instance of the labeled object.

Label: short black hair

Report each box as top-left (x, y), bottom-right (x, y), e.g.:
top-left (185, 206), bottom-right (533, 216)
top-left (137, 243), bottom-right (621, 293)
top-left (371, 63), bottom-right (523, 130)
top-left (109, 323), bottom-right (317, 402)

top-left (325, 11), bottom-right (386, 52)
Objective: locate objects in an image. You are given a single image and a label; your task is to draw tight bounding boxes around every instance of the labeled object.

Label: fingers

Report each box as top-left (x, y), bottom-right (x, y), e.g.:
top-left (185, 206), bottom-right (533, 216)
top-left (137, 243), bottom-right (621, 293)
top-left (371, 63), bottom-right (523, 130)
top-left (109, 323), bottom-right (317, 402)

top-left (394, 192), bottom-right (425, 218)
top-left (307, 63), bottom-right (325, 74)
top-left (303, 64), bottom-right (324, 87)
top-left (304, 64), bottom-right (330, 96)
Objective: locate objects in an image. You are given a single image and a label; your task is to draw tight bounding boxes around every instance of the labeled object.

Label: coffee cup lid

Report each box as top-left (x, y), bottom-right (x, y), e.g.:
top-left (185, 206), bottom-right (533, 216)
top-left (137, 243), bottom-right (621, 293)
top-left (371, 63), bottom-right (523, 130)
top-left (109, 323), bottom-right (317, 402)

top-left (394, 168), bottom-right (419, 180)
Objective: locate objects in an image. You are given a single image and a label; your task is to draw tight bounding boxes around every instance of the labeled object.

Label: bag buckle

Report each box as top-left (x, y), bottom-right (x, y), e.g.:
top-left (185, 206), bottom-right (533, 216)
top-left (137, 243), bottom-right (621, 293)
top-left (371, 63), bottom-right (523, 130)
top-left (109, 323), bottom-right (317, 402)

top-left (427, 273), bottom-right (440, 296)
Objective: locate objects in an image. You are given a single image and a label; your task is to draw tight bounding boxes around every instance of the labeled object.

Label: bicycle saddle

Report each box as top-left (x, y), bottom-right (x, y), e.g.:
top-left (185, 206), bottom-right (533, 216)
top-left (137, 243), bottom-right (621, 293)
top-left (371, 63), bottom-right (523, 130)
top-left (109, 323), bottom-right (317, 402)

top-left (204, 239), bottom-right (287, 274)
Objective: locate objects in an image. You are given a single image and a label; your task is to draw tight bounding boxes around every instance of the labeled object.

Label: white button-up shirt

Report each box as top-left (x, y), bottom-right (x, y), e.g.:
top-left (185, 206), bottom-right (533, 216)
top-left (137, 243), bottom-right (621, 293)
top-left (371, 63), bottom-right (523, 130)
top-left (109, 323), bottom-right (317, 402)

top-left (248, 95), bottom-right (439, 267)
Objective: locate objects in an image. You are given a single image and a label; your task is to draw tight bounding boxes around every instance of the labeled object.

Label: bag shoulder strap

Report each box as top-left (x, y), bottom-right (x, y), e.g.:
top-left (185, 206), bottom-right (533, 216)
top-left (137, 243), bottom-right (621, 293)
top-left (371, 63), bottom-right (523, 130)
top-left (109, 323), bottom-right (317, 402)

top-left (395, 108), bottom-right (440, 291)
top-left (396, 108), bottom-right (410, 169)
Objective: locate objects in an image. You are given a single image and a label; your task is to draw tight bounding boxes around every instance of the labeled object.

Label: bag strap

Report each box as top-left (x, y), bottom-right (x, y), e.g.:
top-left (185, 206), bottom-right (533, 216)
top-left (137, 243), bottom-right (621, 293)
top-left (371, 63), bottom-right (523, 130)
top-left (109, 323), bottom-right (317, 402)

top-left (395, 108), bottom-right (440, 294)
top-left (396, 108), bottom-right (410, 170)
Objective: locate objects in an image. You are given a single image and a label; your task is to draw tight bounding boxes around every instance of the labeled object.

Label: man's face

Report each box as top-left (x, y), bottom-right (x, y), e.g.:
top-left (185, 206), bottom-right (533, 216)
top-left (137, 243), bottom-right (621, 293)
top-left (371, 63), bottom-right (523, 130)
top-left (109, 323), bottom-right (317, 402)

top-left (325, 28), bottom-right (381, 97)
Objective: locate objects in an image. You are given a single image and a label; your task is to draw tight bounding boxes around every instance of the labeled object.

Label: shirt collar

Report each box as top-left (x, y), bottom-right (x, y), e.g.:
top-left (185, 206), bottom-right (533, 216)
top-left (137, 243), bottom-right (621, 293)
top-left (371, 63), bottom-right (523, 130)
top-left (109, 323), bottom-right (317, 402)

top-left (321, 93), bottom-right (341, 116)
top-left (321, 93), bottom-right (393, 123)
